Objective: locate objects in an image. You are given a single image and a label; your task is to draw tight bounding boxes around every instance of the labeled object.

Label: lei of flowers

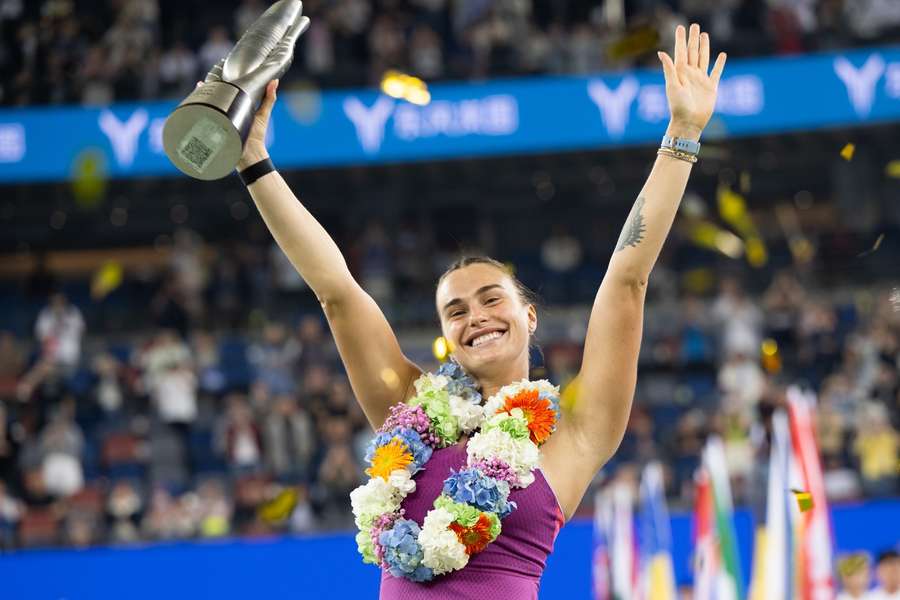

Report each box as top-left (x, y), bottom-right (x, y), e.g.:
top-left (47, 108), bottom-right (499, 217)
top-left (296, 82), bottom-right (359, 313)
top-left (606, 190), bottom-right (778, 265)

top-left (351, 361), bottom-right (561, 582)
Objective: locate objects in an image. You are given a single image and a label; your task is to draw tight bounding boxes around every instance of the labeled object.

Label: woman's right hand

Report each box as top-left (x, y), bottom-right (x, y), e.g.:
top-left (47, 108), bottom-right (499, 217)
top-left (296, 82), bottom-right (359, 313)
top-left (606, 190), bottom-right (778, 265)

top-left (237, 78), bottom-right (278, 170)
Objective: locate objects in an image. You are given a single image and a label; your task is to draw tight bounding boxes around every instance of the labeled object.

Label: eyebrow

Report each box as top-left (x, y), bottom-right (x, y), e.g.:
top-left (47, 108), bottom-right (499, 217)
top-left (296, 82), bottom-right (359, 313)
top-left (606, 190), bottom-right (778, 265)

top-left (442, 284), bottom-right (504, 313)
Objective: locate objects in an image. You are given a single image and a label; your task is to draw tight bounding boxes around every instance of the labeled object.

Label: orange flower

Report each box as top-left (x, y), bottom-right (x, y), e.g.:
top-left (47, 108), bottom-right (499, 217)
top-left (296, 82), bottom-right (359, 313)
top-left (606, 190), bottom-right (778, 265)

top-left (498, 389), bottom-right (558, 445)
top-left (450, 514), bottom-right (494, 555)
top-left (366, 439), bottom-right (413, 480)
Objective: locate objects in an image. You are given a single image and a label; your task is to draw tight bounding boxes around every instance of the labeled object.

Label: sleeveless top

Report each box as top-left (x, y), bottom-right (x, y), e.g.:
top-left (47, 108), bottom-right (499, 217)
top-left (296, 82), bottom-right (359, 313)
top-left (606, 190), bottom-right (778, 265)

top-left (378, 440), bottom-right (566, 600)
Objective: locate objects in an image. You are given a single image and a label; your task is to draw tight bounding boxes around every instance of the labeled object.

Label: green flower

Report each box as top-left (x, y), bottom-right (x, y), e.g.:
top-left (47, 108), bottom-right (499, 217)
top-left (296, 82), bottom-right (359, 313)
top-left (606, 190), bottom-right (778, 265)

top-left (413, 391), bottom-right (459, 444)
top-left (482, 413), bottom-right (529, 440)
top-left (356, 529), bottom-right (378, 565)
top-left (485, 512), bottom-right (501, 540)
top-left (434, 495), bottom-right (481, 528)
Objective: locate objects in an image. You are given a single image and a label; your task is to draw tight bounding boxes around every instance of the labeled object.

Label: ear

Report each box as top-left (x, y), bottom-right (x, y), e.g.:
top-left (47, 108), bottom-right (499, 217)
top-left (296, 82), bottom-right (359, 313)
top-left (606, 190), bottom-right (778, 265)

top-left (526, 304), bottom-right (537, 335)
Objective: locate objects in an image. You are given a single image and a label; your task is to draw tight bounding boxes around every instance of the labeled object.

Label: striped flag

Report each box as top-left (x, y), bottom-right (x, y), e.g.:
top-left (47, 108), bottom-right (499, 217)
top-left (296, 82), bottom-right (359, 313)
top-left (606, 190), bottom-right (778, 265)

top-left (594, 481), bottom-right (639, 600)
top-left (786, 387), bottom-right (836, 600)
top-left (751, 388), bottom-right (836, 600)
top-left (694, 437), bottom-right (745, 600)
top-left (638, 462), bottom-right (678, 600)
top-left (594, 489), bottom-right (612, 600)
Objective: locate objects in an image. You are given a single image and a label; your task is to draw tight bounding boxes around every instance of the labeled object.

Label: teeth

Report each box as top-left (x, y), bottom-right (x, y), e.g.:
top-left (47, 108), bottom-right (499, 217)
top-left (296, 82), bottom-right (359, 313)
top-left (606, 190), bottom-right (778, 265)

top-left (472, 331), bottom-right (503, 347)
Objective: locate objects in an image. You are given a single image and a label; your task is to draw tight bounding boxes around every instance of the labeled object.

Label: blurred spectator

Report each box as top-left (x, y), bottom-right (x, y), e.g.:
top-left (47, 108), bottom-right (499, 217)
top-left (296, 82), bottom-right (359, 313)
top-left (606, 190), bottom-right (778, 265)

top-left (836, 552), bottom-right (872, 600)
top-left (35, 292), bottom-right (85, 372)
top-left (712, 278), bottom-right (763, 359)
top-left (853, 403), bottom-right (899, 498)
top-left (0, 480), bottom-right (23, 550)
top-left (247, 321), bottom-right (301, 395)
top-left (106, 480), bottom-right (143, 544)
top-left (263, 393), bottom-right (315, 483)
top-left (871, 549), bottom-right (900, 600)
top-left (38, 400), bottom-right (85, 498)
top-left (220, 394), bottom-right (263, 472)
top-left (198, 26), bottom-right (233, 71)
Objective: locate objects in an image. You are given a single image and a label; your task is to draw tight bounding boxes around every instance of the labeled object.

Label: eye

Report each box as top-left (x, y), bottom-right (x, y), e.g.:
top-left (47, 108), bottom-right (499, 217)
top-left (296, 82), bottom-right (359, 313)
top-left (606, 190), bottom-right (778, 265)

top-left (485, 297), bottom-right (501, 305)
top-left (449, 309), bottom-right (465, 318)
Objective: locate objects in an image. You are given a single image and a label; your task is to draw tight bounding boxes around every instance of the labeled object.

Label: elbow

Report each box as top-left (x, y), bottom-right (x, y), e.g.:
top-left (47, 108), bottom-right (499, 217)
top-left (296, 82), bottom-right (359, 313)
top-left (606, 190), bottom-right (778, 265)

top-left (606, 268), bottom-right (648, 296)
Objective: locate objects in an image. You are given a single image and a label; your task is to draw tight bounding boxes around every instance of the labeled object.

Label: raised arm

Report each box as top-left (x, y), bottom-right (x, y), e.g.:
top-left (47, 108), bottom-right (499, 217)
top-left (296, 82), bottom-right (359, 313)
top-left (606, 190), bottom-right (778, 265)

top-left (545, 25), bottom-right (726, 499)
top-left (240, 80), bottom-right (421, 430)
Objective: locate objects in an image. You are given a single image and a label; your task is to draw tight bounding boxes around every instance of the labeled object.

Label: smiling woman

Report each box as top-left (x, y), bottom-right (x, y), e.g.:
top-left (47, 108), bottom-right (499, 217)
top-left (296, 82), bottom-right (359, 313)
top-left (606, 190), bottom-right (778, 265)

top-left (234, 22), bottom-right (726, 600)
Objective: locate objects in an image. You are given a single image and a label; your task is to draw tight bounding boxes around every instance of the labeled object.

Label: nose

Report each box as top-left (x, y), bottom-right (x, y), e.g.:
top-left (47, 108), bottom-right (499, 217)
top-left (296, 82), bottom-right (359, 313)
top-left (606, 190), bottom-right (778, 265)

top-left (468, 305), bottom-right (488, 327)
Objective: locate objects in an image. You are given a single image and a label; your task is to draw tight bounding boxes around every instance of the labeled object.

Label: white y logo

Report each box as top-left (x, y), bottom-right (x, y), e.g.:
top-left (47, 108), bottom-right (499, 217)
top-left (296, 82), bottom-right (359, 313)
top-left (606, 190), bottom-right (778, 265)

top-left (834, 54), bottom-right (885, 118)
top-left (587, 77), bottom-right (640, 138)
top-left (99, 109), bottom-right (148, 167)
top-left (343, 96), bottom-right (395, 153)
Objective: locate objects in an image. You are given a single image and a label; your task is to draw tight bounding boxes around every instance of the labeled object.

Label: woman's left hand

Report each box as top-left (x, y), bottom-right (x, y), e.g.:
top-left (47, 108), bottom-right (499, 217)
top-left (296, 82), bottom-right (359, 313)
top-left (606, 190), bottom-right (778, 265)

top-left (658, 23), bottom-right (727, 141)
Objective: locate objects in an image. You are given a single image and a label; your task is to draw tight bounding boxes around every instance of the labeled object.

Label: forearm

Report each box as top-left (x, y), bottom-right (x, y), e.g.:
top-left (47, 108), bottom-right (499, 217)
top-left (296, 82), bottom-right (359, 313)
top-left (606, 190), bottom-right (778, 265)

top-left (243, 154), bottom-right (354, 303)
top-left (606, 124), bottom-right (698, 285)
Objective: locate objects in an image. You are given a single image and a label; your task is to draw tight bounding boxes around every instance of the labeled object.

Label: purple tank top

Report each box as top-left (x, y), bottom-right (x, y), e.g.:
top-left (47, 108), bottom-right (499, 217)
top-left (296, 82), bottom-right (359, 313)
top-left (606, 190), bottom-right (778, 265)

top-left (378, 440), bottom-right (566, 600)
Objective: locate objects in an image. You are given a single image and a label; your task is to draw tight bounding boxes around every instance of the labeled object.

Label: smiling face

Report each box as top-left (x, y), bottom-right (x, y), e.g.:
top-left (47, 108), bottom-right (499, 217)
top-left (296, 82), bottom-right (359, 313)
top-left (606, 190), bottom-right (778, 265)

top-left (436, 262), bottom-right (536, 384)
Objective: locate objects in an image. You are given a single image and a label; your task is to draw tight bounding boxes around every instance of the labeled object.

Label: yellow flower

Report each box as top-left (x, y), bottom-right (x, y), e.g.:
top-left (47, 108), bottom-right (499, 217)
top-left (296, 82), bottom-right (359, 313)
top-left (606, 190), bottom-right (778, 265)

top-left (366, 439), bottom-right (413, 480)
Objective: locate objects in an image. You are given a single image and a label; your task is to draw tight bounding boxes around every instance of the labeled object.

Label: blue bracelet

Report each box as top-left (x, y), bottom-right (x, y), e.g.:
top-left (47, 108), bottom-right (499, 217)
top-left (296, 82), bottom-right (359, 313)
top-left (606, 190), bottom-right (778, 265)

top-left (661, 135), bottom-right (701, 156)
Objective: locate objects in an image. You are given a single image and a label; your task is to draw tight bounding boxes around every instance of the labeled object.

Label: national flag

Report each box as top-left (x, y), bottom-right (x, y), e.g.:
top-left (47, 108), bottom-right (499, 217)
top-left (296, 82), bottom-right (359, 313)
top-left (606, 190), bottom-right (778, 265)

top-left (638, 462), bottom-right (678, 600)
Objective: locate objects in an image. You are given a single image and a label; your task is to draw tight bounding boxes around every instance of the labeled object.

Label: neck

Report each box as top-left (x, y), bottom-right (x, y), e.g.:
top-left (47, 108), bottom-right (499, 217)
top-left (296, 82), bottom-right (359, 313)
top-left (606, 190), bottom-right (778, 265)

top-left (475, 362), bottom-right (529, 401)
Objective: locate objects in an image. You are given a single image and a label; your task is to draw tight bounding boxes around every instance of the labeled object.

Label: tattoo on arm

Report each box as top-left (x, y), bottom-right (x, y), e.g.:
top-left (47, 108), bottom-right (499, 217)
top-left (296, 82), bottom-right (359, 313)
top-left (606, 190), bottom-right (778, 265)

top-left (615, 196), bottom-right (647, 252)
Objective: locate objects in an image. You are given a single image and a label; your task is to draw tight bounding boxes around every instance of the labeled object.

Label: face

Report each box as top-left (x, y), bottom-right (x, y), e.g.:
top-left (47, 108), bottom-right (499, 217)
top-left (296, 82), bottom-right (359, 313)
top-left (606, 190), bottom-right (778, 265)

top-left (436, 263), bottom-right (535, 380)
top-left (877, 558), bottom-right (900, 591)
top-left (842, 565), bottom-right (870, 594)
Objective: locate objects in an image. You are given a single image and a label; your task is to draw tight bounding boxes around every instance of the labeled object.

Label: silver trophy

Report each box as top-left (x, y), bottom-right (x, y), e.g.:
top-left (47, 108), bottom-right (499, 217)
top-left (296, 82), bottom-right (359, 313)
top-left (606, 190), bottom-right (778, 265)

top-left (163, 0), bottom-right (310, 180)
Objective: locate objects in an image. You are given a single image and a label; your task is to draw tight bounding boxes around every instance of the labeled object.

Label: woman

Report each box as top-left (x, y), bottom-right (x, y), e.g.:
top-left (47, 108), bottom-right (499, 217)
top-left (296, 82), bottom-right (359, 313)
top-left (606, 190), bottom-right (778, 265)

top-left (236, 23), bottom-right (726, 599)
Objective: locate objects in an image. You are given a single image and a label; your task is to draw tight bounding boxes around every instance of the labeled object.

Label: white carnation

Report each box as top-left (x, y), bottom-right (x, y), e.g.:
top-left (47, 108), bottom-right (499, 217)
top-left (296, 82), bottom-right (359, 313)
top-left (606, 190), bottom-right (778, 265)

top-left (419, 507), bottom-right (469, 575)
top-left (449, 395), bottom-right (484, 432)
top-left (414, 373), bottom-right (449, 395)
top-left (387, 468), bottom-right (416, 495)
top-left (466, 428), bottom-right (540, 487)
top-left (350, 473), bottom-right (408, 529)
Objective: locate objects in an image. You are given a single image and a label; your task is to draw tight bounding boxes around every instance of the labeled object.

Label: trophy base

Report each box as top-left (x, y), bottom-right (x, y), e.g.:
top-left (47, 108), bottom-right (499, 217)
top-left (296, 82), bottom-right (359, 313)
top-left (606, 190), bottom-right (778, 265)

top-left (162, 81), bottom-right (254, 181)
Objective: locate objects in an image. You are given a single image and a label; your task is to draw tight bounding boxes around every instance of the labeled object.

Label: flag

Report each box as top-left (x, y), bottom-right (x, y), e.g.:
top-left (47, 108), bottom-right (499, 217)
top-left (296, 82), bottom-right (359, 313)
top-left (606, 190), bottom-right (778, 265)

top-left (594, 481), bottom-right (639, 600)
top-left (594, 489), bottom-right (612, 600)
top-left (638, 462), bottom-right (678, 600)
top-left (786, 387), bottom-right (836, 600)
top-left (694, 437), bottom-right (745, 600)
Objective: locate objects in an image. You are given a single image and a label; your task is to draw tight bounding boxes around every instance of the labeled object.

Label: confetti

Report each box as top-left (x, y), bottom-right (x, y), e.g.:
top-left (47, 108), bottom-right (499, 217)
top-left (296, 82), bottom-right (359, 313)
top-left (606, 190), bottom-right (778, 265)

top-left (380, 70), bottom-right (431, 106)
top-left (886, 160), bottom-right (900, 178)
top-left (258, 488), bottom-right (298, 525)
top-left (432, 336), bottom-right (452, 362)
top-left (857, 233), bottom-right (884, 258)
top-left (790, 489), bottom-right (814, 512)
top-left (840, 143), bottom-right (855, 161)
top-left (90, 261), bottom-right (123, 300)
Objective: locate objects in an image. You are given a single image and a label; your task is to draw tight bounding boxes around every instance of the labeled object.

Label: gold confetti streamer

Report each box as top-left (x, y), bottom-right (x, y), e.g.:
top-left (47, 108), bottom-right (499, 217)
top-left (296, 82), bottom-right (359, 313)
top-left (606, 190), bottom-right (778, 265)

top-left (840, 143), bottom-right (855, 161)
top-left (432, 336), bottom-right (452, 362)
top-left (857, 233), bottom-right (885, 258)
top-left (381, 70), bottom-right (431, 106)
top-left (885, 160), bottom-right (900, 178)
top-left (790, 489), bottom-right (814, 512)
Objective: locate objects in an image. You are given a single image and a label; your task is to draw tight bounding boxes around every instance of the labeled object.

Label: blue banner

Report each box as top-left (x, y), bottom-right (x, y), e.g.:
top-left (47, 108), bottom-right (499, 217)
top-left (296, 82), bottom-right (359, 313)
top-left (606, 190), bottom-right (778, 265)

top-left (1, 500), bottom-right (898, 599)
top-left (1, 46), bottom-right (899, 183)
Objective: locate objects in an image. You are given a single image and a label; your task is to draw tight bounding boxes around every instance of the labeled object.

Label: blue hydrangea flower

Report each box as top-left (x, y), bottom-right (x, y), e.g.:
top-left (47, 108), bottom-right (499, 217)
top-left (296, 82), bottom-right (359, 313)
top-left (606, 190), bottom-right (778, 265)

top-left (538, 390), bottom-right (561, 427)
top-left (379, 519), bottom-right (434, 582)
top-left (438, 360), bottom-right (482, 405)
top-left (365, 427), bottom-right (433, 473)
top-left (442, 468), bottom-right (515, 519)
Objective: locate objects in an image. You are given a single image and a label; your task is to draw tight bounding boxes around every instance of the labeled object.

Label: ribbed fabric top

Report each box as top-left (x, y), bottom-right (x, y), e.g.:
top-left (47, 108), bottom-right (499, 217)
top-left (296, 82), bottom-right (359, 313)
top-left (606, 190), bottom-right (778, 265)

top-left (379, 441), bottom-right (566, 600)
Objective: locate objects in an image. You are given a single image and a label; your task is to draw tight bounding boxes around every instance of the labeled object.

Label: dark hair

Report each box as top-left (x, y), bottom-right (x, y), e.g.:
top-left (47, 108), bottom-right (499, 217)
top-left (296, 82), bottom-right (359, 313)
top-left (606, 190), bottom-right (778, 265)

top-left (437, 256), bottom-right (540, 308)
top-left (876, 550), bottom-right (899, 566)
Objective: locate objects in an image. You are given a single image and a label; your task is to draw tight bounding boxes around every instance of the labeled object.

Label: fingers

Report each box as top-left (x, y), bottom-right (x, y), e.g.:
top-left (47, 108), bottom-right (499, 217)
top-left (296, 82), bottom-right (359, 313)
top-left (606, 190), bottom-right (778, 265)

top-left (674, 25), bottom-right (687, 68)
top-left (657, 52), bottom-right (678, 87)
top-left (710, 52), bottom-right (727, 85)
top-left (283, 15), bottom-right (310, 46)
top-left (699, 32), bottom-right (710, 73)
top-left (688, 23), bottom-right (700, 67)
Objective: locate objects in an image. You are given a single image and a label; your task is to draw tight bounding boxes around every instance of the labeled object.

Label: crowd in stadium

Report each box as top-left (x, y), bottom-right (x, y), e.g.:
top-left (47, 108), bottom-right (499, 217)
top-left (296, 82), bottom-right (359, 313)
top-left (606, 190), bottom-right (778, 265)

top-left (0, 219), bottom-right (897, 550)
top-left (3, 0), bottom-right (900, 106)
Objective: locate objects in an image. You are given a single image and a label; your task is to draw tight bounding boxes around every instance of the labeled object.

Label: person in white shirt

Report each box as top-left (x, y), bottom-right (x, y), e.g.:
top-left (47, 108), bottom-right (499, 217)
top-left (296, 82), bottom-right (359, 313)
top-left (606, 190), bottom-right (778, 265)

top-left (35, 293), bottom-right (85, 371)
top-left (869, 550), bottom-right (900, 600)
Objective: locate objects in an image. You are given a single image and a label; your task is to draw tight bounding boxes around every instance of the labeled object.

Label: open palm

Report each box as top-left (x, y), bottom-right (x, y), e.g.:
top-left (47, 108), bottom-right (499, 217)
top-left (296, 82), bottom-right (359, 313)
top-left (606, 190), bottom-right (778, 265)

top-left (658, 24), bottom-right (727, 138)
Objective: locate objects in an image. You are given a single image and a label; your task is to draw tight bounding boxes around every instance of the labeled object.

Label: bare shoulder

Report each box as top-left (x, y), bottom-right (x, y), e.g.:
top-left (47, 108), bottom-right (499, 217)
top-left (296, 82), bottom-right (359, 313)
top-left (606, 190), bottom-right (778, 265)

top-left (538, 415), bottom-right (607, 522)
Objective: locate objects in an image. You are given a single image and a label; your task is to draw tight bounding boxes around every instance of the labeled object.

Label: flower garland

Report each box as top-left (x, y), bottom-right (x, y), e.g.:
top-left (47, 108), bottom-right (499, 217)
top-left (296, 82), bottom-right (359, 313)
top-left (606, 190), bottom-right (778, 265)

top-left (351, 361), bottom-right (561, 582)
